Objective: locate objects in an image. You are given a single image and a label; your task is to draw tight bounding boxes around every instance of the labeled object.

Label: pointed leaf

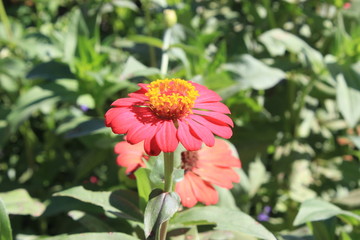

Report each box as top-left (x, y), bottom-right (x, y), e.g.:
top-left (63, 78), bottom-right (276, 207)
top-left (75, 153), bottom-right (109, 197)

top-left (293, 198), bottom-right (360, 226)
top-left (336, 74), bottom-right (360, 128)
top-left (221, 54), bottom-right (285, 91)
top-left (144, 191), bottom-right (180, 238)
top-left (54, 186), bottom-right (142, 221)
top-left (0, 198), bottom-right (12, 240)
top-left (135, 168), bottom-right (152, 212)
top-left (171, 206), bottom-right (276, 240)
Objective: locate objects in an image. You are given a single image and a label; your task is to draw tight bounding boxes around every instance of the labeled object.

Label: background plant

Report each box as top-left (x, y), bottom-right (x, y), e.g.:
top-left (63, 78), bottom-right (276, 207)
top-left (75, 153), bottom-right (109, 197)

top-left (0, 0), bottom-right (359, 239)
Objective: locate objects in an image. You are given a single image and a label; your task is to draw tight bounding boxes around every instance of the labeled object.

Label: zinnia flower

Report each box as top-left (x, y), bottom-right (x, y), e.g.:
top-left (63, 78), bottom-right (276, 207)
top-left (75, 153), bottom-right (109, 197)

top-left (114, 139), bottom-right (241, 208)
top-left (105, 78), bottom-right (233, 156)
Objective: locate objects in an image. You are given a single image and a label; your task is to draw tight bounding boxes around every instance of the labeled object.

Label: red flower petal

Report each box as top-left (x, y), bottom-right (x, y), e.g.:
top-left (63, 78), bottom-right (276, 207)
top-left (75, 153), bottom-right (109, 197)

top-left (175, 173), bottom-right (198, 208)
top-left (190, 115), bottom-right (233, 139)
top-left (106, 108), bottom-right (138, 134)
top-left (187, 118), bottom-right (215, 147)
top-left (111, 98), bottom-right (143, 107)
top-left (193, 166), bottom-right (239, 189)
top-left (194, 101), bottom-right (230, 114)
top-left (155, 120), bottom-right (179, 152)
top-left (126, 121), bottom-right (158, 144)
top-left (144, 135), bottom-right (161, 156)
top-left (192, 109), bottom-right (234, 127)
top-left (186, 171), bottom-right (218, 206)
top-left (191, 82), bottom-right (222, 103)
top-left (128, 88), bottom-right (148, 100)
top-left (177, 120), bottom-right (202, 151)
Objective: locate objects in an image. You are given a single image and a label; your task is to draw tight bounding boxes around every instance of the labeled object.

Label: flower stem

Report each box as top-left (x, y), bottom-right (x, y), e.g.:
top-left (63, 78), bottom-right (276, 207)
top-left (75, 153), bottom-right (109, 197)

top-left (163, 152), bottom-right (174, 192)
top-left (158, 152), bottom-right (174, 240)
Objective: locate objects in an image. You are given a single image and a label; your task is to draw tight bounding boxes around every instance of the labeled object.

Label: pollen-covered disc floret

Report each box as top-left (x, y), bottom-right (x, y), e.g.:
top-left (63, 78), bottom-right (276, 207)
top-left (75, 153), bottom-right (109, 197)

top-left (145, 79), bottom-right (199, 119)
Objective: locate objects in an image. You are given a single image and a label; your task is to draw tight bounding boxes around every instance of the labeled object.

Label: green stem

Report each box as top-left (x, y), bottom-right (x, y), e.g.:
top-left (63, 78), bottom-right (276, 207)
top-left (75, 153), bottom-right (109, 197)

top-left (0, 0), bottom-right (12, 40)
top-left (163, 152), bottom-right (174, 192)
top-left (158, 152), bottom-right (174, 240)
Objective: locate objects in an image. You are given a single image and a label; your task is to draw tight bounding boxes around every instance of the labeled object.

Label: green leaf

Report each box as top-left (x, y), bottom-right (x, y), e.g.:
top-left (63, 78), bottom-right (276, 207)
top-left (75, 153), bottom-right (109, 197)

top-left (120, 56), bottom-right (160, 80)
top-left (336, 74), bottom-right (360, 128)
top-left (63, 118), bottom-right (107, 139)
top-left (54, 186), bottom-right (142, 221)
top-left (7, 80), bottom-right (77, 133)
top-left (0, 189), bottom-right (45, 217)
top-left (112, 0), bottom-right (139, 11)
top-left (171, 206), bottom-right (276, 240)
top-left (128, 35), bottom-right (163, 48)
top-left (33, 232), bottom-right (139, 240)
top-left (26, 61), bottom-right (74, 80)
top-left (248, 156), bottom-right (269, 197)
top-left (76, 94), bottom-right (95, 109)
top-left (293, 198), bottom-right (360, 226)
top-left (349, 136), bottom-right (360, 149)
top-left (135, 168), bottom-right (152, 212)
top-left (0, 198), bottom-right (12, 240)
top-left (334, 188), bottom-right (360, 208)
top-left (144, 191), bottom-right (180, 238)
top-left (221, 54), bottom-right (285, 91)
top-left (311, 218), bottom-right (336, 240)
top-left (67, 210), bottom-right (115, 232)
top-left (259, 28), bottom-right (324, 73)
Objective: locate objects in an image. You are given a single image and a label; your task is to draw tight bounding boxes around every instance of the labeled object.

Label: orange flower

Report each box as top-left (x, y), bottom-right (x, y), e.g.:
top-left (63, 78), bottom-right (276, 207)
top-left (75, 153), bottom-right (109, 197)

top-left (105, 79), bottom-right (233, 156)
top-left (114, 139), bottom-right (241, 207)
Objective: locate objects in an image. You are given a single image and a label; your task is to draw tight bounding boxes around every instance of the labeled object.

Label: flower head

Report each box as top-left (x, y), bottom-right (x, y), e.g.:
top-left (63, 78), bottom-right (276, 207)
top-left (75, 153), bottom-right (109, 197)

top-left (114, 138), bottom-right (241, 208)
top-left (105, 78), bottom-right (233, 156)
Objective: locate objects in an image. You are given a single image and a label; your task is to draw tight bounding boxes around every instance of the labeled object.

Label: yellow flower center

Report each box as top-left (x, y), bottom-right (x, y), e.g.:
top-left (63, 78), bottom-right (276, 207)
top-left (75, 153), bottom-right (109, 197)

top-left (145, 78), bottom-right (199, 119)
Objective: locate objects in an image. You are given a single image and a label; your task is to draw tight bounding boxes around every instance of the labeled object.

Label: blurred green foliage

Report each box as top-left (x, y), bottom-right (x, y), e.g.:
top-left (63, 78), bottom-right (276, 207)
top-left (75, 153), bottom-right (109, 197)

top-left (0, 0), bottom-right (359, 239)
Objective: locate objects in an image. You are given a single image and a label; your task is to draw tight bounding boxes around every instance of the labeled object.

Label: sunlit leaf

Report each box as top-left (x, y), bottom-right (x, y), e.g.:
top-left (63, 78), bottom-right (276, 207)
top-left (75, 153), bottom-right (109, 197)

top-left (54, 186), bottom-right (142, 221)
top-left (293, 198), bottom-right (360, 226)
top-left (135, 168), bottom-right (152, 212)
top-left (0, 189), bottom-right (45, 217)
top-left (172, 206), bottom-right (276, 240)
top-left (336, 74), bottom-right (360, 128)
top-left (120, 56), bottom-right (160, 80)
top-left (221, 54), bottom-right (285, 91)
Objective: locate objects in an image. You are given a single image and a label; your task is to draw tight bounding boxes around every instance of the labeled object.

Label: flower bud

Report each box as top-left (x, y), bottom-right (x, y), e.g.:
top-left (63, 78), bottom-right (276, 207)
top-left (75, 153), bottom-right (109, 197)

top-left (164, 9), bottom-right (177, 28)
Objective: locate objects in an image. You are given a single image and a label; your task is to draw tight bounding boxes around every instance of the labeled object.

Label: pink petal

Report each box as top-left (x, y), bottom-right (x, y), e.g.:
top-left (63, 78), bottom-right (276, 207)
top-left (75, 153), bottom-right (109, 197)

top-left (187, 118), bottom-right (215, 147)
top-left (111, 98), bottom-right (143, 107)
top-left (193, 166), bottom-right (239, 188)
top-left (192, 110), bottom-right (234, 127)
top-left (106, 109), bottom-right (139, 134)
top-left (194, 102), bottom-right (230, 114)
top-left (128, 88), bottom-right (148, 100)
top-left (177, 120), bottom-right (202, 151)
top-left (144, 136), bottom-right (161, 156)
top-left (175, 173), bottom-right (198, 208)
top-left (186, 171), bottom-right (218, 206)
top-left (155, 120), bottom-right (179, 152)
top-left (126, 122), bottom-right (158, 144)
top-left (191, 115), bottom-right (233, 139)
top-left (191, 82), bottom-right (222, 103)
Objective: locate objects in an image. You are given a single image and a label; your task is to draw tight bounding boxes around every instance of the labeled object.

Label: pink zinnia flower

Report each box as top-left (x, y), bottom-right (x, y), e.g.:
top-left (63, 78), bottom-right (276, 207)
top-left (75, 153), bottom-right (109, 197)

top-left (105, 79), bottom-right (233, 156)
top-left (114, 139), bottom-right (241, 208)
